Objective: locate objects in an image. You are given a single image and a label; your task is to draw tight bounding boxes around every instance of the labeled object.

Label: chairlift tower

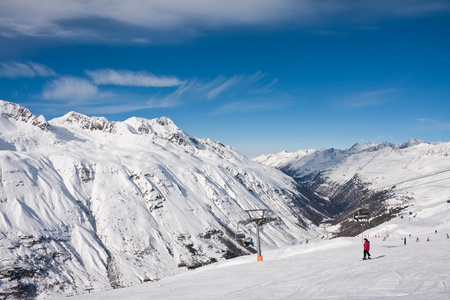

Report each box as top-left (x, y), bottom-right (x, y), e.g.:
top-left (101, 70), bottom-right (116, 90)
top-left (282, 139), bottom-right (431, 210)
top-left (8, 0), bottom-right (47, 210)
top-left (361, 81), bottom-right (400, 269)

top-left (236, 209), bottom-right (276, 262)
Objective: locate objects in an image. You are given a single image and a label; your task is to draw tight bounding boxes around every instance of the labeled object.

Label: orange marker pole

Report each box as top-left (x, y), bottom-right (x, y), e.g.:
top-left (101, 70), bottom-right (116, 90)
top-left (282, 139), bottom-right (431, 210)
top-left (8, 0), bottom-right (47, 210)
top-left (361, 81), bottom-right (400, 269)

top-left (256, 223), bottom-right (263, 262)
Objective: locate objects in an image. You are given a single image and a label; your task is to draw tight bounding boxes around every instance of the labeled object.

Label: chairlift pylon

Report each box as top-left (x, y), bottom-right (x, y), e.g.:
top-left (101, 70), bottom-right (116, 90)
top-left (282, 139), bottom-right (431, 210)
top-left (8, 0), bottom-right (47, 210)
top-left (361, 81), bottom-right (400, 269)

top-left (235, 209), bottom-right (277, 262)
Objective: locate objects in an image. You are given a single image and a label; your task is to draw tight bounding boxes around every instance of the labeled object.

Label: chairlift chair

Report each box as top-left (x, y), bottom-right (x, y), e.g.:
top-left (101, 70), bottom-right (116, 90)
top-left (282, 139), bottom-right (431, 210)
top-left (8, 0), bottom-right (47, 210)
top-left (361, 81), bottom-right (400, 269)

top-left (235, 226), bottom-right (253, 246)
top-left (235, 222), bottom-right (250, 240)
top-left (235, 232), bottom-right (246, 240)
top-left (353, 208), bottom-right (370, 222)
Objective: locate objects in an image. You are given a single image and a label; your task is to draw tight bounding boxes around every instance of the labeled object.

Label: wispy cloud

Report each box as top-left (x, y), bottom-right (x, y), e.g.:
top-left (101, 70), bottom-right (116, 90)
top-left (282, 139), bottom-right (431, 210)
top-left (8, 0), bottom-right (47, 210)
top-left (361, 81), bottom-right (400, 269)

top-left (42, 76), bottom-right (100, 101)
top-left (0, 0), bottom-right (289, 39)
top-left (1, 1), bottom-right (449, 42)
top-left (206, 75), bottom-right (244, 99)
top-left (416, 118), bottom-right (437, 123)
top-left (343, 89), bottom-right (396, 108)
top-left (0, 61), bottom-right (56, 78)
top-left (149, 71), bottom-right (278, 103)
top-left (136, 71), bottom-right (289, 115)
top-left (36, 70), bottom-right (286, 116)
top-left (212, 99), bottom-right (288, 115)
top-left (85, 69), bottom-right (185, 87)
top-left (415, 118), bottom-right (450, 130)
top-left (248, 79), bottom-right (278, 94)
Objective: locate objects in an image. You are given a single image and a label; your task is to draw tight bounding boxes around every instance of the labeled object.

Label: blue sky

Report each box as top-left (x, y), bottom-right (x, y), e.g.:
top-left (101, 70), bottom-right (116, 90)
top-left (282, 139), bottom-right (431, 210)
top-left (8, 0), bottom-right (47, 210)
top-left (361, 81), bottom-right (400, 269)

top-left (1, 0), bottom-right (450, 157)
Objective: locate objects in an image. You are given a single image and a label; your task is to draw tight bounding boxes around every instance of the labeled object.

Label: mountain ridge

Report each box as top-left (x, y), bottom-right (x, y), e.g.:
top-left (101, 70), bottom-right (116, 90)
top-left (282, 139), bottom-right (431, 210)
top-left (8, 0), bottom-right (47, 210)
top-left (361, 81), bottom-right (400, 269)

top-left (0, 100), bottom-right (325, 298)
top-left (254, 139), bottom-right (450, 235)
top-left (254, 139), bottom-right (433, 179)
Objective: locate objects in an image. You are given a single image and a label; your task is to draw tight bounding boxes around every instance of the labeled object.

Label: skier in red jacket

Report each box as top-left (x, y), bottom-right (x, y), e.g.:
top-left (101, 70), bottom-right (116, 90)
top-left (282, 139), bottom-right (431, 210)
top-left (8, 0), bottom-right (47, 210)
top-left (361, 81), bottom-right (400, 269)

top-left (363, 238), bottom-right (371, 260)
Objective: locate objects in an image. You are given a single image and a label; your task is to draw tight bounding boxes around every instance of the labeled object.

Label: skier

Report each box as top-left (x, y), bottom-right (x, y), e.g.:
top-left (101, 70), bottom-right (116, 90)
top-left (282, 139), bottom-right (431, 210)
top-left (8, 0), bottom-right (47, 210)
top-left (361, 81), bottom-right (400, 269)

top-left (363, 238), bottom-right (371, 260)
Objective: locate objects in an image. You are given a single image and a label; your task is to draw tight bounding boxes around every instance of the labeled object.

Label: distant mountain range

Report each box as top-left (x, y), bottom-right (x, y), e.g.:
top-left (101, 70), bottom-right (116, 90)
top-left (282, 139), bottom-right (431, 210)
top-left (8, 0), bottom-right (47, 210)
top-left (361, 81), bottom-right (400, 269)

top-left (0, 100), bottom-right (326, 298)
top-left (254, 138), bottom-right (450, 235)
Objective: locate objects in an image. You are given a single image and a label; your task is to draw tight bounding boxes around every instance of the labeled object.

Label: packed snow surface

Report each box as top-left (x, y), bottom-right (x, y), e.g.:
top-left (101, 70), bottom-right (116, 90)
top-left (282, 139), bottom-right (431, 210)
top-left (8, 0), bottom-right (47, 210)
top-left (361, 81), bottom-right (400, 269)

top-left (67, 179), bottom-right (450, 299)
top-left (67, 219), bottom-right (450, 299)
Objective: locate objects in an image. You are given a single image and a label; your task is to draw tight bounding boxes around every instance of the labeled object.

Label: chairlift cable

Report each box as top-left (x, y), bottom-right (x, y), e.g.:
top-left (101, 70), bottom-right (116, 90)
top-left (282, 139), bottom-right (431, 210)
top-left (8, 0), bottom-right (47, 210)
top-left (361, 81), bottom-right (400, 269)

top-left (385, 176), bottom-right (450, 192)
top-left (374, 169), bottom-right (450, 191)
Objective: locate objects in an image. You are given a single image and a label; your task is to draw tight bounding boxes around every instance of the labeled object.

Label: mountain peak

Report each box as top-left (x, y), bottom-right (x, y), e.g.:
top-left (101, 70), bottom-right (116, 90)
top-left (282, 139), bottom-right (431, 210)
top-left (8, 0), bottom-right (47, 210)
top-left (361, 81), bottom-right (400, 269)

top-left (156, 116), bottom-right (175, 126)
top-left (52, 111), bottom-right (116, 133)
top-left (399, 138), bottom-right (424, 149)
top-left (124, 116), bottom-right (187, 139)
top-left (0, 99), bottom-right (49, 131)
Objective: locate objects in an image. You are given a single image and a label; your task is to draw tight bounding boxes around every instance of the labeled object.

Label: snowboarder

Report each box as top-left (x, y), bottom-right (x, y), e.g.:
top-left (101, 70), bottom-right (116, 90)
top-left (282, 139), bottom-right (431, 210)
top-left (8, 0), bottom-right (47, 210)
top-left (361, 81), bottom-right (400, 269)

top-left (363, 238), bottom-right (371, 260)
top-left (403, 237), bottom-right (407, 245)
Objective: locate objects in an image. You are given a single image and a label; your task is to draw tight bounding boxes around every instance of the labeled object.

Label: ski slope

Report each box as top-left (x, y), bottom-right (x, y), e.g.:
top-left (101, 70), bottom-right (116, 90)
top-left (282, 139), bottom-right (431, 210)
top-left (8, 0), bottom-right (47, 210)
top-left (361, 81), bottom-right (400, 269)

top-left (59, 137), bottom-right (450, 300)
top-left (65, 200), bottom-right (450, 300)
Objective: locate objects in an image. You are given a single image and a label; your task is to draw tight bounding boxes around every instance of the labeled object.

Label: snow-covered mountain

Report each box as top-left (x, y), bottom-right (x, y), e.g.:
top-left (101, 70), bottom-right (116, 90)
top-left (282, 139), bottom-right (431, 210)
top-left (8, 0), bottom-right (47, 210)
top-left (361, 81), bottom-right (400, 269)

top-left (61, 138), bottom-right (450, 299)
top-left (254, 139), bottom-right (426, 180)
top-left (254, 140), bottom-right (450, 235)
top-left (0, 100), bottom-right (327, 299)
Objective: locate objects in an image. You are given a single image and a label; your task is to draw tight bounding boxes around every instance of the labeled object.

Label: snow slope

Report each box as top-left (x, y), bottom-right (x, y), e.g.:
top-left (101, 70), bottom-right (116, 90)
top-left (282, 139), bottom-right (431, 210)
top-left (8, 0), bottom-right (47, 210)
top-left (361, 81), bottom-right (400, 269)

top-left (67, 200), bottom-right (450, 299)
top-left (61, 128), bottom-right (449, 300)
top-left (0, 100), bottom-right (324, 298)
